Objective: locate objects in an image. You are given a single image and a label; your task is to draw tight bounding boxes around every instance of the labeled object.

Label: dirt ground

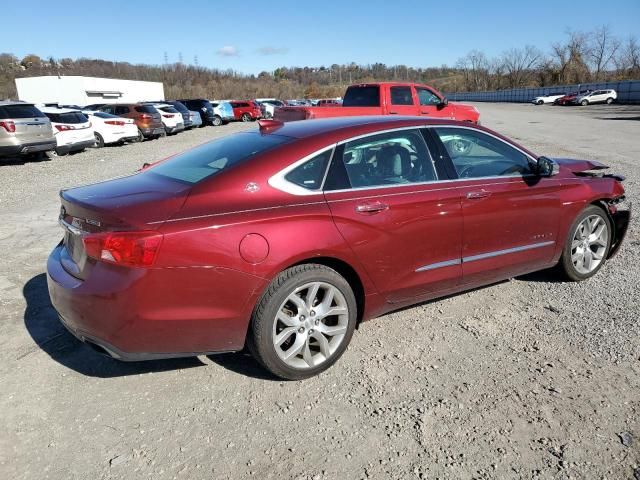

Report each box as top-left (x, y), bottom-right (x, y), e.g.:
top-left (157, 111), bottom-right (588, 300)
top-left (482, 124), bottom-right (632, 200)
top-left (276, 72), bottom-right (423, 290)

top-left (1, 103), bottom-right (639, 480)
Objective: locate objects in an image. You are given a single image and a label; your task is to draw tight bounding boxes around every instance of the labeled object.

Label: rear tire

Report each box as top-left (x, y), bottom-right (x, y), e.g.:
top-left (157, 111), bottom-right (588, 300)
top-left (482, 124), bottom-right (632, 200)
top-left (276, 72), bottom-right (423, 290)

top-left (212, 116), bottom-right (223, 126)
top-left (247, 264), bottom-right (357, 380)
top-left (135, 129), bottom-right (144, 142)
top-left (537, 100), bottom-right (544, 105)
top-left (606, 97), bottom-right (613, 104)
top-left (580, 99), bottom-right (588, 106)
top-left (94, 132), bottom-right (105, 148)
top-left (241, 113), bottom-right (251, 122)
top-left (559, 205), bottom-right (612, 281)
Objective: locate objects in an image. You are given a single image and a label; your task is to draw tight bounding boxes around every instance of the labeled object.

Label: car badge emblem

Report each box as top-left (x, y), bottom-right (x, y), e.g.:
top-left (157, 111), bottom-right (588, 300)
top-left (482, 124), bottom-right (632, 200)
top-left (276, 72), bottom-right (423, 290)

top-left (71, 217), bottom-right (83, 229)
top-left (245, 182), bottom-right (260, 193)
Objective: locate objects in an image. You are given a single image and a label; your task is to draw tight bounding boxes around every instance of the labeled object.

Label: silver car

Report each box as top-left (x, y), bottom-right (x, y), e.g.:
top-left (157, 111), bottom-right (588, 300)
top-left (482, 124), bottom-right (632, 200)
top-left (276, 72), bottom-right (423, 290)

top-left (0, 102), bottom-right (56, 158)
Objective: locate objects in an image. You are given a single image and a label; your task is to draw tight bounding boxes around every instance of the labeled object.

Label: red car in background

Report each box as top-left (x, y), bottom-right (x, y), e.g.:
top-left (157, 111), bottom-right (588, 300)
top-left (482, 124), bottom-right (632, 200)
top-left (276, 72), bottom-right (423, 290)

top-left (554, 90), bottom-right (592, 105)
top-left (230, 100), bottom-right (262, 122)
top-left (47, 116), bottom-right (630, 380)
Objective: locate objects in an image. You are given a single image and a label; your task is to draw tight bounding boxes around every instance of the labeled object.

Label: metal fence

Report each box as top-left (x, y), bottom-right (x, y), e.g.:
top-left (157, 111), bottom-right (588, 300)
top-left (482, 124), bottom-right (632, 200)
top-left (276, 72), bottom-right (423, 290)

top-left (445, 80), bottom-right (640, 104)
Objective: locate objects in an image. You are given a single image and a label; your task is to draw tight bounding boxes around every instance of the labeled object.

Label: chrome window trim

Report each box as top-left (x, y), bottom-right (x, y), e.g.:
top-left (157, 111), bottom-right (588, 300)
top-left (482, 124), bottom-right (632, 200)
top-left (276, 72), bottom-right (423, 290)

top-left (268, 145), bottom-right (336, 196)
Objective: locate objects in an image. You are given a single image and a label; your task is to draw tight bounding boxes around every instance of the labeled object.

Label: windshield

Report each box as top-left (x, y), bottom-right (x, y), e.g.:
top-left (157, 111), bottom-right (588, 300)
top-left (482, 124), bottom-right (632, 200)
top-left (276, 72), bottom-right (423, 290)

top-left (147, 132), bottom-right (292, 184)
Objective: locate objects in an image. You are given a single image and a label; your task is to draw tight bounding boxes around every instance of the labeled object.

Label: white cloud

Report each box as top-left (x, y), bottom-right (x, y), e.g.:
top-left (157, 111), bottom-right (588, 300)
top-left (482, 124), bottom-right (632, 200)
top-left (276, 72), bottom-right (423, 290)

top-left (216, 46), bottom-right (239, 57)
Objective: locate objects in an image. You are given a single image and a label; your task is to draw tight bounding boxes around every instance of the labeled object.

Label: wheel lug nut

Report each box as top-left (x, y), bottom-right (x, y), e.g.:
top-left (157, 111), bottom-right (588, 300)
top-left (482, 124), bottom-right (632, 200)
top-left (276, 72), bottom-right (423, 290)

top-left (310, 310), bottom-right (315, 316)
top-left (309, 329), bottom-right (314, 334)
top-left (298, 327), bottom-right (305, 334)
top-left (314, 319), bottom-right (319, 325)
top-left (300, 315), bottom-right (305, 321)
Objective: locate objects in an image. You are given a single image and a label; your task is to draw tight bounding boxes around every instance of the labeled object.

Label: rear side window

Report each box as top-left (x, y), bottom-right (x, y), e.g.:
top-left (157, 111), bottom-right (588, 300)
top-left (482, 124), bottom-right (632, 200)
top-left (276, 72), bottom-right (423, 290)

top-left (284, 150), bottom-right (332, 190)
top-left (148, 132), bottom-right (292, 184)
top-left (342, 86), bottom-right (380, 107)
top-left (135, 105), bottom-right (156, 113)
top-left (0, 104), bottom-right (46, 119)
top-left (114, 106), bottom-right (129, 114)
top-left (390, 87), bottom-right (414, 105)
top-left (45, 112), bottom-right (88, 124)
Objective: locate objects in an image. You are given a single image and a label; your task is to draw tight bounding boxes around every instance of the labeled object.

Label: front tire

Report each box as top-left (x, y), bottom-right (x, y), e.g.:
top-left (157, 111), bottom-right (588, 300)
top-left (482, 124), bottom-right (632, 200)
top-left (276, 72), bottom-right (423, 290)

top-left (212, 115), bottom-right (222, 126)
top-left (537, 100), bottom-right (544, 105)
top-left (248, 264), bottom-right (357, 380)
top-left (580, 99), bottom-right (588, 106)
top-left (94, 132), bottom-right (105, 148)
top-left (559, 205), bottom-right (612, 281)
top-left (241, 113), bottom-right (251, 122)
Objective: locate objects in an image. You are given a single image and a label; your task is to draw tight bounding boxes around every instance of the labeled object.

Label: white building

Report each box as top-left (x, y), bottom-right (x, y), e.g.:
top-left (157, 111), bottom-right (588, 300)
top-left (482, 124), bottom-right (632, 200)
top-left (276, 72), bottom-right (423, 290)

top-left (15, 76), bottom-right (165, 106)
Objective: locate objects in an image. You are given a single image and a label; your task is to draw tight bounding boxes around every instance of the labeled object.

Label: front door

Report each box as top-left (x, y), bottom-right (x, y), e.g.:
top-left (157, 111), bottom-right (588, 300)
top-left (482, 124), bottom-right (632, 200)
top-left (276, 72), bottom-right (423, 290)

top-left (430, 126), bottom-right (563, 285)
top-left (415, 86), bottom-right (451, 119)
top-left (324, 128), bottom-right (462, 303)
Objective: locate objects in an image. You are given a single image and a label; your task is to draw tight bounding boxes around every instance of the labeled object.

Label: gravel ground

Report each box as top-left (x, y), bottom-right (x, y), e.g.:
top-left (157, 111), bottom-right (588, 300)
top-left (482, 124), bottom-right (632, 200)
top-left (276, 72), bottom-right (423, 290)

top-left (1, 105), bottom-right (638, 480)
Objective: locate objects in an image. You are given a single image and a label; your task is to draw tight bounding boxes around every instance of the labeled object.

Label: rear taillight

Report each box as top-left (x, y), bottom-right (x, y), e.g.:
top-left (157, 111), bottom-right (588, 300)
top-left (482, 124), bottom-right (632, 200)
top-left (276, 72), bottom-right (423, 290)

top-left (0, 120), bottom-right (16, 133)
top-left (104, 120), bottom-right (125, 126)
top-left (139, 114), bottom-right (152, 120)
top-left (55, 124), bottom-right (75, 131)
top-left (83, 231), bottom-right (163, 267)
top-left (162, 114), bottom-right (174, 118)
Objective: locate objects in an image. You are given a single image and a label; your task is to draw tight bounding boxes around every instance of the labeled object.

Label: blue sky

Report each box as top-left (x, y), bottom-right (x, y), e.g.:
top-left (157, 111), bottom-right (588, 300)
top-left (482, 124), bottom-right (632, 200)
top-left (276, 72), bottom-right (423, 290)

top-left (6, 0), bottom-right (640, 74)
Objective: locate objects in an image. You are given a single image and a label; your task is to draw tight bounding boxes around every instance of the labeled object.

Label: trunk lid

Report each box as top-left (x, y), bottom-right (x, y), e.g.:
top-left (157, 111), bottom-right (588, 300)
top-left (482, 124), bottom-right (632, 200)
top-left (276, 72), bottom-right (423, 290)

top-left (59, 172), bottom-right (191, 279)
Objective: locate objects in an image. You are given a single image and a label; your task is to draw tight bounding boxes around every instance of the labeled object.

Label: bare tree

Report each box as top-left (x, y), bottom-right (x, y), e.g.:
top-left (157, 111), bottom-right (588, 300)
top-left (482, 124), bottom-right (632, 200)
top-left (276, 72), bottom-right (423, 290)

top-left (615, 35), bottom-right (640, 76)
top-left (500, 45), bottom-right (542, 88)
top-left (589, 25), bottom-right (620, 81)
top-left (457, 50), bottom-right (490, 91)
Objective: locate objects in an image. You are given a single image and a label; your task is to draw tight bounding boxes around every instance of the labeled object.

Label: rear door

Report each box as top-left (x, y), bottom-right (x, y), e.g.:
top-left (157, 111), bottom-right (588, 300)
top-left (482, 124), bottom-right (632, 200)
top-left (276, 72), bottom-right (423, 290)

top-left (324, 127), bottom-right (462, 303)
top-left (431, 126), bottom-right (562, 285)
top-left (387, 86), bottom-right (420, 116)
top-left (1, 104), bottom-right (51, 143)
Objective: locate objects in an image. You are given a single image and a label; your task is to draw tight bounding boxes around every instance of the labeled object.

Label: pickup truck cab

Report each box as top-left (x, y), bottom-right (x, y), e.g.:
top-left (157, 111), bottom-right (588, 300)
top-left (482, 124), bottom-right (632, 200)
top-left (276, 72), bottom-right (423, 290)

top-left (274, 82), bottom-right (479, 123)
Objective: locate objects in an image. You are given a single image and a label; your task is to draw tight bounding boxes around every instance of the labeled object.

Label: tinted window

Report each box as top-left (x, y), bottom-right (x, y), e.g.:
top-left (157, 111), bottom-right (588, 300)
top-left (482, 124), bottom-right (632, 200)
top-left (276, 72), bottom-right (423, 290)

top-left (114, 106), bottom-right (129, 115)
top-left (135, 105), bottom-right (156, 113)
top-left (45, 112), bottom-right (88, 124)
top-left (415, 87), bottom-right (441, 106)
top-left (148, 132), bottom-right (292, 184)
top-left (342, 86), bottom-right (380, 107)
top-left (390, 86), bottom-right (414, 106)
top-left (92, 112), bottom-right (119, 119)
top-left (159, 106), bottom-right (180, 114)
top-left (168, 102), bottom-right (189, 113)
top-left (0, 104), bottom-right (46, 119)
top-left (285, 150), bottom-right (332, 190)
top-left (434, 127), bottom-right (534, 178)
top-left (338, 129), bottom-right (436, 188)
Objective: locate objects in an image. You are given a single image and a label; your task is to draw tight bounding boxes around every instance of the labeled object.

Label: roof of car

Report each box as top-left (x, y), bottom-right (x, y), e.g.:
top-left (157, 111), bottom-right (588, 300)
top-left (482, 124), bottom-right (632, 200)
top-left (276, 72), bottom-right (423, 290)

top-left (39, 106), bottom-right (83, 114)
top-left (263, 116), bottom-right (471, 140)
top-left (0, 100), bottom-right (34, 107)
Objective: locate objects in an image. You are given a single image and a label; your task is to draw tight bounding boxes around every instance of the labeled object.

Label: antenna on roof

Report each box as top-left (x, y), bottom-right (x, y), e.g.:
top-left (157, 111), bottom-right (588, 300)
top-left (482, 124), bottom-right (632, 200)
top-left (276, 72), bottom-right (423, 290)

top-left (258, 119), bottom-right (284, 133)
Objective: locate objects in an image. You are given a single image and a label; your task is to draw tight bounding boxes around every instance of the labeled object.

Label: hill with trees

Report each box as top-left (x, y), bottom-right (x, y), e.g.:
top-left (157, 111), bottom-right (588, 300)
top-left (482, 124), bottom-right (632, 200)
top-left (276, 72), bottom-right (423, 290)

top-left (1, 27), bottom-right (638, 101)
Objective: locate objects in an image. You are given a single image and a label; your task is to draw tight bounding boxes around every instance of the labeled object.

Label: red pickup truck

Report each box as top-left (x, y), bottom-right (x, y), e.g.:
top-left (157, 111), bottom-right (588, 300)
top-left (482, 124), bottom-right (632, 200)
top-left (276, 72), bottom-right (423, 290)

top-left (274, 82), bottom-right (480, 123)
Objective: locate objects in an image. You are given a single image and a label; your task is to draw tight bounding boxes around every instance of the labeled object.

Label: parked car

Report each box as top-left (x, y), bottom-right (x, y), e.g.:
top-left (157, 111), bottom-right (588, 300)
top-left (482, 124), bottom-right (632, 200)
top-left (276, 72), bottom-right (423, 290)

top-left (210, 101), bottom-right (235, 125)
top-left (47, 116), bottom-right (629, 380)
top-left (157, 101), bottom-right (193, 129)
top-left (40, 107), bottom-right (95, 155)
top-left (575, 89), bottom-right (617, 106)
top-left (256, 99), bottom-right (286, 119)
top-left (148, 104), bottom-right (185, 135)
top-left (82, 111), bottom-right (138, 147)
top-left (554, 90), bottom-right (592, 105)
top-left (532, 93), bottom-right (565, 105)
top-left (273, 83), bottom-right (480, 123)
top-left (188, 110), bottom-right (202, 128)
top-left (178, 99), bottom-right (216, 126)
top-left (0, 101), bottom-right (56, 159)
top-left (316, 99), bottom-right (341, 106)
top-left (99, 103), bottom-right (164, 140)
top-left (230, 101), bottom-right (262, 122)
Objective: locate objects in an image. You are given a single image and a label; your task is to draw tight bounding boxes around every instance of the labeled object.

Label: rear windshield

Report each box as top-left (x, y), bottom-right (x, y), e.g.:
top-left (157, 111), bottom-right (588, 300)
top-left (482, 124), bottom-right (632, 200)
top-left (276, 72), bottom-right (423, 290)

top-left (135, 105), bottom-right (157, 113)
top-left (45, 112), bottom-right (88, 124)
top-left (91, 112), bottom-right (119, 119)
top-left (169, 102), bottom-right (189, 113)
top-left (0, 104), bottom-right (46, 119)
top-left (342, 86), bottom-right (380, 107)
top-left (159, 106), bottom-right (180, 114)
top-left (148, 132), bottom-right (292, 184)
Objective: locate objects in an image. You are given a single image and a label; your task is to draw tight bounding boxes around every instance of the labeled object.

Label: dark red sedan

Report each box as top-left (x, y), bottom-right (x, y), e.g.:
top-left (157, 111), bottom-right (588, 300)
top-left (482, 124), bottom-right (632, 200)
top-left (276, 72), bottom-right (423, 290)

top-left (47, 116), bottom-right (630, 380)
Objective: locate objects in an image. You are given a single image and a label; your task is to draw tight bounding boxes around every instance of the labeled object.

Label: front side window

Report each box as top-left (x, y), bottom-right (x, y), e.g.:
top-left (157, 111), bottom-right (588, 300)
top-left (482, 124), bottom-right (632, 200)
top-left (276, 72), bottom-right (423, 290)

top-left (390, 86), bottom-right (414, 106)
top-left (415, 87), bottom-right (441, 106)
top-left (434, 127), bottom-right (534, 179)
top-left (336, 129), bottom-right (436, 189)
top-left (284, 150), bottom-right (332, 190)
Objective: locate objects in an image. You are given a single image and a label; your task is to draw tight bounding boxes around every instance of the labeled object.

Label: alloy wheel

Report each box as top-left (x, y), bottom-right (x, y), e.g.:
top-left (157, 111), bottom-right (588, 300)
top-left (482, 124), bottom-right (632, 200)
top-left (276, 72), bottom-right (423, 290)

top-left (272, 282), bottom-right (349, 369)
top-left (571, 214), bottom-right (608, 274)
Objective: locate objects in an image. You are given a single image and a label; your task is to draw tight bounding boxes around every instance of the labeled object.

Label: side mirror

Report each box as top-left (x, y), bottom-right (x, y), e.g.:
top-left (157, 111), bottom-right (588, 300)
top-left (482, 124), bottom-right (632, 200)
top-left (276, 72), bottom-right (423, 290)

top-left (437, 97), bottom-right (448, 110)
top-left (537, 156), bottom-right (559, 177)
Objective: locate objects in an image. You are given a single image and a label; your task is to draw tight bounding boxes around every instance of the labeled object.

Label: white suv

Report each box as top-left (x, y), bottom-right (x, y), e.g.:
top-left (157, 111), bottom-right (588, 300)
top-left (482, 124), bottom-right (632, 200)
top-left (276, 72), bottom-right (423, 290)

top-left (575, 89), bottom-right (617, 106)
top-left (40, 107), bottom-right (95, 155)
top-left (147, 103), bottom-right (185, 135)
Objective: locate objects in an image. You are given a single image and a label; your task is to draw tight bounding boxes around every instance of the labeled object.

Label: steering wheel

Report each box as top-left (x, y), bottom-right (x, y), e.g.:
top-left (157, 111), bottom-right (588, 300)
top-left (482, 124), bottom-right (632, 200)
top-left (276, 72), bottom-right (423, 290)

top-left (457, 164), bottom-right (475, 178)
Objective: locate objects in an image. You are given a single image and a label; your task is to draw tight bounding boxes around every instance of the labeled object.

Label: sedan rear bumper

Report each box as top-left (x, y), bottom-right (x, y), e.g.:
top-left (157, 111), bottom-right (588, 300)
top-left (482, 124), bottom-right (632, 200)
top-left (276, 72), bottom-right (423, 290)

top-left (46, 244), bottom-right (267, 360)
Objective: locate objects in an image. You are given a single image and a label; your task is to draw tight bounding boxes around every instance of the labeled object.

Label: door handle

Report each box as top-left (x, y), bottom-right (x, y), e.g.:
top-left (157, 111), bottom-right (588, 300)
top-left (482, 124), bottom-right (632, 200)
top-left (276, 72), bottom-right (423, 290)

top-left (420, 111), bottom-right (430, 114)
top-left (466, 190), bottom-right (491, 199)
top-left (389, 112), bottom-right (398, 115)
top-left (355, 201), bottom-right (389, 214)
